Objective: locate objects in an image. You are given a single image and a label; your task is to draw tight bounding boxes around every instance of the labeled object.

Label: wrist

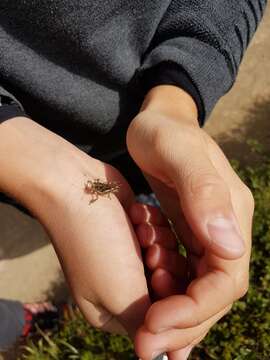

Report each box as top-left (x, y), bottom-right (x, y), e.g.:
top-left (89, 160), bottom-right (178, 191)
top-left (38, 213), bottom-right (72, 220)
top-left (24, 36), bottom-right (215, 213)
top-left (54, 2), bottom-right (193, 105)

top-left (0, 117), bottom-right (103, 217)
top-left (140, 85), bottom-right (199, 127)
top-left (127, 86), bottom-right (200, 160)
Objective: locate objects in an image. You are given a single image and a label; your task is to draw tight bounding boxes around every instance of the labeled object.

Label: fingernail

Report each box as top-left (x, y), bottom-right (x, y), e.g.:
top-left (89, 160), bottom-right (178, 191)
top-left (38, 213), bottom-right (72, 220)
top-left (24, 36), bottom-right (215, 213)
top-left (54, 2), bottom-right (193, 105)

top-left (152, 351), bottom-right (166, 360)
top-left (207, 217), bottom-right (245, 254)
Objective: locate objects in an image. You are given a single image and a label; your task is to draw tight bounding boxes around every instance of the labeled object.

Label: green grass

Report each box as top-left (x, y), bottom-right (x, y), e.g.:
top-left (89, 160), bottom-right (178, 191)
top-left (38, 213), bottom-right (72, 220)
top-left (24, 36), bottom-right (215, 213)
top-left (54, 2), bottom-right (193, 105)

top-left (20, 143), bottom-right (270, 360)
top-left (21, 314), bottom-right (136, 360)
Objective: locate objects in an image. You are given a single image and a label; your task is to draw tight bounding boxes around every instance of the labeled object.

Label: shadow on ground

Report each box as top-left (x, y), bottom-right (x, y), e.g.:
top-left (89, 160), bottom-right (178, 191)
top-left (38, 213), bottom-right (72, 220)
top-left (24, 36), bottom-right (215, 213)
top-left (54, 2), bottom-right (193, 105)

top-left (215, 97), bottom-right (270, 165)
top-left (0, 204), bottom-right (49, 260)
top-left (44, 272), bottom-right (70, 304)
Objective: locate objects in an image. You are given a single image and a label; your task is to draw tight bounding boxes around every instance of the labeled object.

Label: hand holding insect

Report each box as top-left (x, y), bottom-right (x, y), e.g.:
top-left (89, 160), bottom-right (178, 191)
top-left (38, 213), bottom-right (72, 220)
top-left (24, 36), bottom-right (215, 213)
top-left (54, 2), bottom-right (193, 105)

top-left (0, 117), bottom-right (151, 339)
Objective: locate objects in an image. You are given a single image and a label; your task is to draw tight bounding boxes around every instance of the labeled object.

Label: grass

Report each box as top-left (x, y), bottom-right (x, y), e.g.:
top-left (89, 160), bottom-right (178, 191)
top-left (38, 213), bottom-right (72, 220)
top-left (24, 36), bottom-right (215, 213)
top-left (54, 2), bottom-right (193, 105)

top-left (19, 141), bottom-right (270, 360)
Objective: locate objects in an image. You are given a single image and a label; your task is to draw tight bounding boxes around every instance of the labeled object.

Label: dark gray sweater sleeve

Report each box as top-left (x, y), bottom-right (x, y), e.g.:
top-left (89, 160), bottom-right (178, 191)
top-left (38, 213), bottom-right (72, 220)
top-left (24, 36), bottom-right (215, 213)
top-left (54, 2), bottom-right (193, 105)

top-left (136, 0), bottom-right (267, 125)
top-left (0, 88), bottom-right (27, 123)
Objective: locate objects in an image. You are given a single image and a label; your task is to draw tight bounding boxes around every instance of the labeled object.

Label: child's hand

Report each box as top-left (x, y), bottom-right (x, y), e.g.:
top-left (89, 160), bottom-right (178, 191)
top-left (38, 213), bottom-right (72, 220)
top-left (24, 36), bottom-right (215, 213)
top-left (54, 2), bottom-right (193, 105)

top-left (0, 117), bottom-right (151, 339)
top-left (36, 153), bottom-right (154, 339)
top-left (127, 86), bottom-right (254, 359)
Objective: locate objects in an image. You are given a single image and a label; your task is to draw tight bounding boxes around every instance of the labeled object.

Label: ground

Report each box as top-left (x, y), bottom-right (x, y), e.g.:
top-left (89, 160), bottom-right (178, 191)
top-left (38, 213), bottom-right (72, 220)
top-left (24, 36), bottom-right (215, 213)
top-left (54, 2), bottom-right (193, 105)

top-left (0, 4), bottom-right (269, 305)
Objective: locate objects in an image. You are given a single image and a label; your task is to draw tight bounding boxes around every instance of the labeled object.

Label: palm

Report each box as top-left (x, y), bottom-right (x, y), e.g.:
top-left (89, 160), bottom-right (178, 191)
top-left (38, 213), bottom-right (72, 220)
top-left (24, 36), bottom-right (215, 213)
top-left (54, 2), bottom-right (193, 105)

top-left (47, 164), bottom-right (150, 338)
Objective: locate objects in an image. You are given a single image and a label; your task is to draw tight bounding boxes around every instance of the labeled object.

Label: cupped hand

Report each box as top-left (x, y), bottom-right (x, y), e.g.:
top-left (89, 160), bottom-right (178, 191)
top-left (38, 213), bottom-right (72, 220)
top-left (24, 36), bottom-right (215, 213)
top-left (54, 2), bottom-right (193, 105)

top-left (44, 159), bottom-right (153, 339)
top-left (6, 118), bottom-right (151, 339)
top-left (127, 96), bottom-right (254, 359)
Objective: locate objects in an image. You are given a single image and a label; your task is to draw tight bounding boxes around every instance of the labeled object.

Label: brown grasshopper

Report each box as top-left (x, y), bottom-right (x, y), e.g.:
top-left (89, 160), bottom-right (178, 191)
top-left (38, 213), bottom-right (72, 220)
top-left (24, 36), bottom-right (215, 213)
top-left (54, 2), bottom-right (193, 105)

top-left (85, 178), bottom-right (120, 204)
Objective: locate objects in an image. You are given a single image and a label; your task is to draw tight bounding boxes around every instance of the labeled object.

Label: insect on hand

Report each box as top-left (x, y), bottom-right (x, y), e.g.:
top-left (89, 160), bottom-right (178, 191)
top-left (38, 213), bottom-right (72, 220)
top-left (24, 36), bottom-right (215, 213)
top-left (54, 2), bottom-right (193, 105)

top-left (84, 178), bottom-right (121, 204)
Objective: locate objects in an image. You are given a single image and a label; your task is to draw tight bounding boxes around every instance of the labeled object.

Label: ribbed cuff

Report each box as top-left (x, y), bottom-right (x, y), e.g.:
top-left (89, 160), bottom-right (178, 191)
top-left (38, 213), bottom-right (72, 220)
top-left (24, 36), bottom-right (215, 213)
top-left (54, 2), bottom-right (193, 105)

top-left (140, 61), bottom-right (204, 125)
top-left (135, 37), bottom-right (234, 126)
top-left (0, 103), bottom-right (29, 124)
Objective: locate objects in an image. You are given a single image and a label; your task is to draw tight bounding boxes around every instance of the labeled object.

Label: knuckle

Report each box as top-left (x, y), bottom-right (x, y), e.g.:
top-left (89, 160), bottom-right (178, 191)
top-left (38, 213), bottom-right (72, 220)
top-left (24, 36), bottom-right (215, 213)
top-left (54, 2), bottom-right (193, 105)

top-left (145, 301), bottom-right (164, 333)
top-left (235, 277), bottom-right (250, 299)
top-left (223, 304), bottom-right (233, 316)
top-left (191, 332), bottom-right (208, 346)
top-left (85, 311), bottom-right (114, 331)
top-left (74, 295), bottom-right (113, 330)
top-left (239, 282), bottom-right (249, 298)
top-left (235, 180), bottom-right (254, 207)
top-left (241, 185), bottom-right (255, 213)
top-left (187, 171), bottom-right (227, 199)
top-left (88, 318), bottom-right (106, 330)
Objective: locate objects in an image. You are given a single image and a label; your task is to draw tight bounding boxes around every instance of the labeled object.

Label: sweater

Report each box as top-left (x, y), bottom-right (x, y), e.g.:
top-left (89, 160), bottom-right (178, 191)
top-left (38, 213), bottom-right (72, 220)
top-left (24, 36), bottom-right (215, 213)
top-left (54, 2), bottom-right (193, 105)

top-left (0, 0), bottom-right (267, 160)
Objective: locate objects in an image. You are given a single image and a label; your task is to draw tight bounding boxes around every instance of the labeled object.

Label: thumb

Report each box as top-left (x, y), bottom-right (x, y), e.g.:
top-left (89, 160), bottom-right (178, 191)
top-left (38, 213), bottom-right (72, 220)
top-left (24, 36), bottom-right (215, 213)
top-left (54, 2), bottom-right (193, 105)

top-left (168, 145), bottom-right (245, 260)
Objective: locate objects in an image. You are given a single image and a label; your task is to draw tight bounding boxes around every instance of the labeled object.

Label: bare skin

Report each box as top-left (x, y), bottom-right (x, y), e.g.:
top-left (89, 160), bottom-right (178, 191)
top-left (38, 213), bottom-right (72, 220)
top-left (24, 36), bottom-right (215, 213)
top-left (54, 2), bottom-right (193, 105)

top-left (127, 85), bottom-right (254, 360)
top-left (0, 116), bottom-right (185, 349)
top-left (0, 84), bottom-right (254, 360)
top-left (0, 117), bottom-right (150, 339)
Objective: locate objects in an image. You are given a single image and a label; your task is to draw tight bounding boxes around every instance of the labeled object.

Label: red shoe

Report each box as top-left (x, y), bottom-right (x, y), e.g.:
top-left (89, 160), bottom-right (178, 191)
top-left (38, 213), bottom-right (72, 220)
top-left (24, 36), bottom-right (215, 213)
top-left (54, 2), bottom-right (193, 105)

top-left (22, 302), bottom-right (70, 337)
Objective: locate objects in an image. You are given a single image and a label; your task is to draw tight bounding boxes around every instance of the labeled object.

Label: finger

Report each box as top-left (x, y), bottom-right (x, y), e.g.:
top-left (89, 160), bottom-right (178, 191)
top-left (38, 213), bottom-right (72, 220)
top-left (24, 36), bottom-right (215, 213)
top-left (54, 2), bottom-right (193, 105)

top-left (135, 306), bottom-right (230, 360)
top-left (172, 215), bottom-right (204, 256)
top-left (139, 176), bottom-right (204, 257)
top-left (166, 135), bottom-right (246, 259)
top-left (146, 244), bottom-right (188, 278)
top-left (76, 298), bottom-right (127, 335)
top-left (136, 223), bottom-right (178, 250)
top-left (167, 331), bottom-right (207, 360)
top-left (145, 270), bottom-right (234, 333)
top-left (101, 317), bottom-right (128, 335)
top-left (151, 268), bottom-right (185, 299)
top-left (129, 203), bottom-right (168, 226)
top-left (168, 346), bottom-right (193, 360)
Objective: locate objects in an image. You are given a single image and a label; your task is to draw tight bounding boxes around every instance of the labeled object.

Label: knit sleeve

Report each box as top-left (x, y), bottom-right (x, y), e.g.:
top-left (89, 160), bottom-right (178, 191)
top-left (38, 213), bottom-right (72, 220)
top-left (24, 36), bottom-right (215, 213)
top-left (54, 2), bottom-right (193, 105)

top-left (0, 87), bottom-right (27, 124)
top-left (135, 0), bottom-right (267, 125)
